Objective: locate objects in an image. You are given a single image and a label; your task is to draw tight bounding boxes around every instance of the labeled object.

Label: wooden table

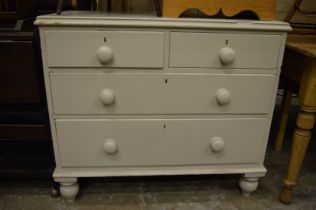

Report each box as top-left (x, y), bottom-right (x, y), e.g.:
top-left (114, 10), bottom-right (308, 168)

top-left (162, 0), bottom-right (276, 20)
top-left (279, 34), bottom-right (316, 204)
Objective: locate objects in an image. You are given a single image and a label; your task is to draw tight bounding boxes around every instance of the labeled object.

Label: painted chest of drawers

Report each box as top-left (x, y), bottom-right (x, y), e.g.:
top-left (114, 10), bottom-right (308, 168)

top-left (35, 11), bottom-right (290, 202)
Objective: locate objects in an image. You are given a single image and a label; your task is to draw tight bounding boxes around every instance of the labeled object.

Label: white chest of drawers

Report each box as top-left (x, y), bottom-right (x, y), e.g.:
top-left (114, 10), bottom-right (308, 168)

top-left (35, 11), bottom-right (290, 202)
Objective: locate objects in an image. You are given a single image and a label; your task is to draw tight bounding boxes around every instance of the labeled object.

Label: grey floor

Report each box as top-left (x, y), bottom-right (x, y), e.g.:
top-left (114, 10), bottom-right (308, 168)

top-left (0, 103), bottom-right (315, 210)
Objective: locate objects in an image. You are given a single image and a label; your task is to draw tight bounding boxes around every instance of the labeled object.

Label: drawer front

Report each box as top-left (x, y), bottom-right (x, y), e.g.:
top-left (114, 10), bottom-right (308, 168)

top-left (45, 31), bottom-right (164, 68)
top-left (56, 118), bottom-right (267, 167)
top-left (169, 32), bottom-right (282, 69)
top-left (50, 73), bottom-right (276, 115)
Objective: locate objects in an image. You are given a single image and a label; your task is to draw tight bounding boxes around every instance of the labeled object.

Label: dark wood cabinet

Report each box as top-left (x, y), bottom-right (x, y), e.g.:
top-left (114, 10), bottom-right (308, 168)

top-left (0, 33), bottom-right (41, 104)
top-left (0, 17), bottom-right (53, 177)
top-left (0, 21), bottom-right (50, 142)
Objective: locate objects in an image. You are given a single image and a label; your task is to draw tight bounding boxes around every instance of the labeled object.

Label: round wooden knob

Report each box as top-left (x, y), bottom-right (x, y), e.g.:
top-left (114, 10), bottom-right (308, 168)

top-left (210, 137), bottom-right (225, 152)
top-left (99, 89), bottom-right (115, 105)
top-left (219, 47), bottom-right (236, 64)
top-left (103, 139), bottom-right (118, 154)
top-left (215, 88), bottom-right (231, 105)
top-left (96, 45), bottom-right (113, 64)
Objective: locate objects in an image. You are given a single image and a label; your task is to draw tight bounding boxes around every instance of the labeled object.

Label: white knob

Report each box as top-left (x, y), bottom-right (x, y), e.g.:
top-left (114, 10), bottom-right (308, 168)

top-left (97, 45), bottom-right (113, 64)
top-left (99, 89), bottom-right (115, 105)
top-left (103, 139), bottom-right (118, 154)
top-left (210, 137), bottom-right (225, 153)
top-left (215, 88), bottom-right (231, 105)
top-left (219, 47), bottom-right (236, 65)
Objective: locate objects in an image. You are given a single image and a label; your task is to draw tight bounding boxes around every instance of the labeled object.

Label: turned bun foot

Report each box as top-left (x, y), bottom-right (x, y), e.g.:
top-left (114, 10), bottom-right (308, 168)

top-left (239, 177), bottom-right (259, 197)
top-left (60, 182), bottom-right (79, 202)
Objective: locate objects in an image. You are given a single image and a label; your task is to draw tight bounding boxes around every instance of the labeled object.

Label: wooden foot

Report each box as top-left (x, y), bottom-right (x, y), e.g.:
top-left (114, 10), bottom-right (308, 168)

top-left (55, 178), bottom-right (79, 202)
top-left (280, 185), bottom-right (294, 205)
top-left (280, 109), bottom-right (315, 204)
top-left (51, 181), bottom-right (60, 198)
top-left (239, 176), bottom-right (259, 197)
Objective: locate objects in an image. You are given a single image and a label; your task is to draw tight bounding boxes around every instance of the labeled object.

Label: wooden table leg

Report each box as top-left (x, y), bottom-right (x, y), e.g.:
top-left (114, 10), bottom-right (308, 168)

top-left (274, 89), bottom-right (292, 152)
top-left (280, 106), bottom-right (315, 204)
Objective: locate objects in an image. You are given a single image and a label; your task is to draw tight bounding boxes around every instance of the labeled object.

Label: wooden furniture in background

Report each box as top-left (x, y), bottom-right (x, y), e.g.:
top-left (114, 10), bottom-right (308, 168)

top-left (284, 0), bottom-right (316, 22)
top-left (278, 35), bottom-right (316, 204)
top-left (162, 0), bottom-right (276, 19)
top-left (0, 19), bottom-right (50, 142)
top-left (0, 1), bottom-right (54, 178)
top-left (0, 31), bottom-right (41, 104)
top-left (274, 87), bottom-right (294, 152)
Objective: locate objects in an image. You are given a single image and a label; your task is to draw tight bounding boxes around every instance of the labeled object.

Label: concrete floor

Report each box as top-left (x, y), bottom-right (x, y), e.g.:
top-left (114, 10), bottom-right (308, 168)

top-left (0, 104), bottom-right (315, 210)
top-left (0, 150), bottom-right (315, 210)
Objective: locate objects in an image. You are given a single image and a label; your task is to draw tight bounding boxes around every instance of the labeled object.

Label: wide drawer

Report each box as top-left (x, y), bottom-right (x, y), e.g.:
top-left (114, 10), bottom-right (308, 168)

top-left (50, 73), bottom-right (276, 115)
top-left (45, 31), bottom-right (164, 68)
top-left (169, 32), bottom-right (282, 69)
top-left (56, 118), bottom-right (267, 167)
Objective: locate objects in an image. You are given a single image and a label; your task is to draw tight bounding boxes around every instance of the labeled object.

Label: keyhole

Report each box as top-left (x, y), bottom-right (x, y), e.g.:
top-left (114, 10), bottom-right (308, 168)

top-left (225, 39), bottom-right (228, 45)
top-left (104, 37), bottom-right (107, 42)
top-left (165, 79), bottom-right (168, 84)
top-left (163, 124), bottom-right (166, 128)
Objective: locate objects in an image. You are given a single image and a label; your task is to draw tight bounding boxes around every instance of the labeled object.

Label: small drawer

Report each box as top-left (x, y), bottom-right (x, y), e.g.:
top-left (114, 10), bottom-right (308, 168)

top-left (50, 73), bottom-right (276, 115)
top-left (45, 31), bottom-right (164, 68)
top-left (169, 32), bottom-right (282, 69)
top-left (56, 118), bottom-right (267, 167)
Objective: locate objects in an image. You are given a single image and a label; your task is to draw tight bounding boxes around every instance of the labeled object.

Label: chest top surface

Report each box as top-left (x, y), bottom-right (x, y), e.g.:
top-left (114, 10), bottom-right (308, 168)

top-left (35, 11), bottom-right (291, 32)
